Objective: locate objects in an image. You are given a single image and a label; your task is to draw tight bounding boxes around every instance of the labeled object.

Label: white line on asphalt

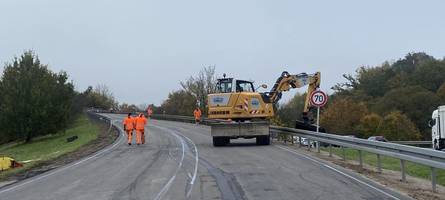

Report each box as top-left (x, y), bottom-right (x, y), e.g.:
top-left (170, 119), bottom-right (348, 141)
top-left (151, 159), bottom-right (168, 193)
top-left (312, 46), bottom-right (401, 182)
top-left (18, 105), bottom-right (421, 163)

top-left (276, 145), bottom-right (400, 200)
top-left (151, 124), bottom-right (200, 199)
top-left (152, 126), bottom-right (186, 200)
top-left (0, 115), bottom-right (124, 194)
top-left (159, 125), bottom-right (200, 186)
top-left (179, 133), bottom-right (199, 198)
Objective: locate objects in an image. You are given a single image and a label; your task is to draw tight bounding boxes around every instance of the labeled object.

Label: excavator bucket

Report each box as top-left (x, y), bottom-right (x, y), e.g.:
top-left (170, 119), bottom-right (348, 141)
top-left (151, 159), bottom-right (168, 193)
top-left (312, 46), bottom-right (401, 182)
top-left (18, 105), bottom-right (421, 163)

top-left (295, 120), bottom-right (326, 133)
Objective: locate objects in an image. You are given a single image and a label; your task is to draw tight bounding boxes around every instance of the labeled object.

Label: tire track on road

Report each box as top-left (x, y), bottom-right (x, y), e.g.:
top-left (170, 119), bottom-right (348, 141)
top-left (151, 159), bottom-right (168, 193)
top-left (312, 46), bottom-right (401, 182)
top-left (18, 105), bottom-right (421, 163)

top-left (160, 122), bottom-right (247, 200)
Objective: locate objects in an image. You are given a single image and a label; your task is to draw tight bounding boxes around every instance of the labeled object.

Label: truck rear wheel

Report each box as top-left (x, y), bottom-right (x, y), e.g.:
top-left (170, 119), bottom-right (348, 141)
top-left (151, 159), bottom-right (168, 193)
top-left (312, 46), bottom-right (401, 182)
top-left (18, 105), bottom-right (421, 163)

top-left (213, 137), bottom-right (229, 146)
top-left (256, 135), bottom-right (270, 145)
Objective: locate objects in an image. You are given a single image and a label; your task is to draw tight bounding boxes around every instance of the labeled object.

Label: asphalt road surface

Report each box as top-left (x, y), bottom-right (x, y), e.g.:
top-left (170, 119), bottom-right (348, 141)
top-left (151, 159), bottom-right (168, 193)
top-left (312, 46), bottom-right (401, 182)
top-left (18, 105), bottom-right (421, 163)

top-left (0, 114), bottom-right (412, 200)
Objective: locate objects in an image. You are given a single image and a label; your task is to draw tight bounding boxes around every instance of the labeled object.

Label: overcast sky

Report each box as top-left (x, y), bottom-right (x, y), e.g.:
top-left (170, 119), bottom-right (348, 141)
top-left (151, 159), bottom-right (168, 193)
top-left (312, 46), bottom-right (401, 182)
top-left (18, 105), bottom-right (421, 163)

top-left (1, 0), bottom-right (444, 105)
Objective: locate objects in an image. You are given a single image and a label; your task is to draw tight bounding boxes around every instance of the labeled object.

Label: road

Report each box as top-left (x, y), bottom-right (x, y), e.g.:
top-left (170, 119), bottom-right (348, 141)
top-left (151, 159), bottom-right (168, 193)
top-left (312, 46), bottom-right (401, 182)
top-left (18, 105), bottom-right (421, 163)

top-left (0, 114), bottom-right (411, 200)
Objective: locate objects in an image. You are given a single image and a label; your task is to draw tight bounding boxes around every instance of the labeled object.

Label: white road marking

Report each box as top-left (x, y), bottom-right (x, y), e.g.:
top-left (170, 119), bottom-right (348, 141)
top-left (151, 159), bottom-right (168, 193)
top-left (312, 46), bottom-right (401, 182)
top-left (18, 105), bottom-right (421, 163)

top-left (276, 145), bottom-right (400, 200)
top-left (179, 132), bottom-right (199, 198)
top-left (151, 124), bottom-right (200, 199)
top-left (0, 115), bottom-right (124, 194)
top-left (152, 125), bottom-right (186, 200)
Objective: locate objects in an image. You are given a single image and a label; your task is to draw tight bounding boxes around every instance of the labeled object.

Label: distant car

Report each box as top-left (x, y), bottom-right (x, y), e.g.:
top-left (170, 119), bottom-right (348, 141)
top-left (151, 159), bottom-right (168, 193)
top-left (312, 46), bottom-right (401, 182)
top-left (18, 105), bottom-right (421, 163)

top-left (368, 136), bottom-right (388, 142)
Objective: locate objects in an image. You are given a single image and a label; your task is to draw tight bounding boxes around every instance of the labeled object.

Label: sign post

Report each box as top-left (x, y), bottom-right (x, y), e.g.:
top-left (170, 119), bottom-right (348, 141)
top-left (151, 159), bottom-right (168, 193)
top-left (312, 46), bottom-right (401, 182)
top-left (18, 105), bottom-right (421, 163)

top-left (310, 90), bottom-right (328, 151)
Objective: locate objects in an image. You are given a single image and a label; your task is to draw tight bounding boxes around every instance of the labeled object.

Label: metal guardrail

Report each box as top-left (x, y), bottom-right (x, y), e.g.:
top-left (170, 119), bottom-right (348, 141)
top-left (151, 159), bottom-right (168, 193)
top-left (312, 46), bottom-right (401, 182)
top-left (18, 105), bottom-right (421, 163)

top-left (270, 126), bottom-right (444, 192)
top-left (390, 140), bottom-right (432, 148)
top-left (149, 114), bottom-right (444, 192)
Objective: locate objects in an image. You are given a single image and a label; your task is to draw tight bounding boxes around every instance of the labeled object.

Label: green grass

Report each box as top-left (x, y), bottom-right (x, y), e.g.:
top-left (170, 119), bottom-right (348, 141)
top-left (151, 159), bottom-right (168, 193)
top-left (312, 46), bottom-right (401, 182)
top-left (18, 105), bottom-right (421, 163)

top-left (0, 114), bottom-right (99, 179)
top-left (321, 147), bottom-right (445, 186)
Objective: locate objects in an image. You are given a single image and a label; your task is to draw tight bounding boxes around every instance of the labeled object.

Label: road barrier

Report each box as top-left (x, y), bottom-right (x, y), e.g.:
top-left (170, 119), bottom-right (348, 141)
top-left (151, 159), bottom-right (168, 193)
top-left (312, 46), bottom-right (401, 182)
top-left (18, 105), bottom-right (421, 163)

top-left (148, 114), bottom-right (444, 192)
top-left (390, 140), bottom-right (432, 148)
top-left (87, 112), bottom-right (120, 136)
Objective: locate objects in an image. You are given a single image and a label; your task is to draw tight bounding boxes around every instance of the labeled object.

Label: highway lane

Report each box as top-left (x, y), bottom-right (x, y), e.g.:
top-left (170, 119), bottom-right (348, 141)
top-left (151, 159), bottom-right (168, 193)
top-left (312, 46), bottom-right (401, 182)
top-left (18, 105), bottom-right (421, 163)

top-left (0, 114), bottom-right (411, 200)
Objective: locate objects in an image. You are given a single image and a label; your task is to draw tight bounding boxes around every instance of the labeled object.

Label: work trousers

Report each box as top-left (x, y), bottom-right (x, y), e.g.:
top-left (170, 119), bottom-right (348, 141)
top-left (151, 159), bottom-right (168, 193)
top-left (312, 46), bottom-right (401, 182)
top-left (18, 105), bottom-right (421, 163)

top-left (126, 129), bottom-right (133, 144)
top-left (136, 129), bottom-right (144, 145)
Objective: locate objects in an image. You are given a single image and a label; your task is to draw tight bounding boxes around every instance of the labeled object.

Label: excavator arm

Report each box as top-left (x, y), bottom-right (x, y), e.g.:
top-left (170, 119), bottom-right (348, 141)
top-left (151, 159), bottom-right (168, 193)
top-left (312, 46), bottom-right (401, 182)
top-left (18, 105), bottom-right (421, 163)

top-left (267, 71), bottom-right (321, 122)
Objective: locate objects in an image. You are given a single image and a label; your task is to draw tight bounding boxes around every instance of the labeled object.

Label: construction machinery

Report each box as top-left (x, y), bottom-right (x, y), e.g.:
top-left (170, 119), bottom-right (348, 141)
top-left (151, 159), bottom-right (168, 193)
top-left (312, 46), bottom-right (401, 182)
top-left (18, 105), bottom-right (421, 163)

top-left (207, 71), bottom-right (321, 146)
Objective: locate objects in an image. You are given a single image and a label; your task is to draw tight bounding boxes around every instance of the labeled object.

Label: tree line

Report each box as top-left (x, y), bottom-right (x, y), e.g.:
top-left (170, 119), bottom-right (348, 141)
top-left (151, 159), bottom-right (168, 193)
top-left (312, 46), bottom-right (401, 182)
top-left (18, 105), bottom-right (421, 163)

top-left (277, 52), bottom-right (444, 140)
top-left (0, 51), bottom-right (117, 144)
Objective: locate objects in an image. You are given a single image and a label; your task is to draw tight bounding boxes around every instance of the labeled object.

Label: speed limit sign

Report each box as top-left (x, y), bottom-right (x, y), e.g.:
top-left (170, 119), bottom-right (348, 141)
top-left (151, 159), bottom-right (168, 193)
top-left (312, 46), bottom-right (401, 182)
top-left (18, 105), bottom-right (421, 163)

top-left (310, 90), bottom-right (328, 107)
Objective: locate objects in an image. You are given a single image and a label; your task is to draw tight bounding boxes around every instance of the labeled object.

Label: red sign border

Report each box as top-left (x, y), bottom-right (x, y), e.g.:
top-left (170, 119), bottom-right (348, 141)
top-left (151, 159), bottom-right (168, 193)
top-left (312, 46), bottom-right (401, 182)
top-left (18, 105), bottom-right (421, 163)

top-left (310, 90), bottom-right (328, 107)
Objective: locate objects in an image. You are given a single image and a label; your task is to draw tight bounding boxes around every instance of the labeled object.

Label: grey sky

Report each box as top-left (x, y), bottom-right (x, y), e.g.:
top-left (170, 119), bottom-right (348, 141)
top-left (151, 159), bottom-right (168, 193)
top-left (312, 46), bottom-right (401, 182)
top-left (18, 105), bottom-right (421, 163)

top-left (1, 0), bottom-right (444, 105)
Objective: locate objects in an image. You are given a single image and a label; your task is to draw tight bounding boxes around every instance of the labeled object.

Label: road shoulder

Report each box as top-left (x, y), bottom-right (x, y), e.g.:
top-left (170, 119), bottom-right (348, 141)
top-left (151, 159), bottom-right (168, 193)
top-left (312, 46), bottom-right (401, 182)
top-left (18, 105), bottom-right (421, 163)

top-left (0, 114), bottom-right (119, 188)
top-left (277, 141), bottom-right (444, 200)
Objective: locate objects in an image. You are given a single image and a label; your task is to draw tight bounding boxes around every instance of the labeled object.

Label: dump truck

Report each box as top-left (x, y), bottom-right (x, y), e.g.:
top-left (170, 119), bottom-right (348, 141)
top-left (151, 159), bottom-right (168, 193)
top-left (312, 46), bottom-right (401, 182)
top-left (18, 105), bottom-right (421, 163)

top-left (207, 71), bottom-right (321, 146)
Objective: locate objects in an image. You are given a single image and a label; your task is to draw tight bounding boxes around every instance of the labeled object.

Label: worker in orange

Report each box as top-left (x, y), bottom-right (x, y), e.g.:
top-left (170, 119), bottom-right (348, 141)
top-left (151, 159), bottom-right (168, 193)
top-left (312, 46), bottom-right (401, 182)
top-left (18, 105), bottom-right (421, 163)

top-left (193, 107), bottom-right (202, 124)
top-left (122, 113), bottom-right (135, 145)
top-left (147, 106), bottom-right (153, 118)
top-left (135, 113), bottom-right (147, 145)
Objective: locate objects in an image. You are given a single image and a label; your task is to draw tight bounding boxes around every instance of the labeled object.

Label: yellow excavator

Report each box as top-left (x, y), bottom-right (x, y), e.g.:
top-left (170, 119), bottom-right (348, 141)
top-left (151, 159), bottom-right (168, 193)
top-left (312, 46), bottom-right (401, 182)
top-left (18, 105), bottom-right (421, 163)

top-left (207, 71), bottom-right (321, 146)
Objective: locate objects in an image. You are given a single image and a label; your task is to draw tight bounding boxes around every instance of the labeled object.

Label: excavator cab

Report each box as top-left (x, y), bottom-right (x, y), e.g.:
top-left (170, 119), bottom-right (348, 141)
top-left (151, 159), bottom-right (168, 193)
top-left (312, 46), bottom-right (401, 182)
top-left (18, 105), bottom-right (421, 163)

top-left (216, 78), bottom-right (255, 93)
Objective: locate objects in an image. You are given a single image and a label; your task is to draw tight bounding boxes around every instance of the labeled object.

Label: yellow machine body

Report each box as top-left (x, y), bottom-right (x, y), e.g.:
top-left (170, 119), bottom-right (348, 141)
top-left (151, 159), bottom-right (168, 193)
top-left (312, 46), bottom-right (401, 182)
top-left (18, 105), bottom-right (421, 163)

top-left (208, 92), bottom-right (274, 120)
top-left (208, 72), bottom-right (321, 121)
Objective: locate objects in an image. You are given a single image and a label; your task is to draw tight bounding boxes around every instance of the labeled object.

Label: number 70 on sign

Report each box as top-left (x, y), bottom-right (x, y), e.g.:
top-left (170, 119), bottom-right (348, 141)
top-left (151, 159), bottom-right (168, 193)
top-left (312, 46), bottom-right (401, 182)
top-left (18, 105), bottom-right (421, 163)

top-left (310, 90), bottom-right (328, 107)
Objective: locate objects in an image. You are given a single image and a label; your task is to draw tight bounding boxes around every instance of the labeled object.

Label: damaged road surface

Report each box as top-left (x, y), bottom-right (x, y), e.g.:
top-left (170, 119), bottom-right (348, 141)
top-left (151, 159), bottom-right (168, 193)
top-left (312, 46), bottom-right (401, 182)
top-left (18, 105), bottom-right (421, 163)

top-left (0, 114), bottom-right (411, 200)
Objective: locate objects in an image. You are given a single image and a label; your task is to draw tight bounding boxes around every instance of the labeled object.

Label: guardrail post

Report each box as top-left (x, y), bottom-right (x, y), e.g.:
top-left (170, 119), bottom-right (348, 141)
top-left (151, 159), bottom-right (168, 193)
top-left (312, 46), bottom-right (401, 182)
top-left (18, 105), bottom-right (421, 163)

top-left (400, 160), bottom-right (406, 182)
top-left (358, 150), bottom-right (363, 168)
top-left (307, 139), bottom-right (311, 151)
top-left (298, 137), bottom-right (302, 148)
top-left (431, 167), bottom-right (437, 193)
top-left (329, 144), bottom-right (332, 157)
top-left (291, 136), bottom-right (294, 145)
top-left (317, 142), bottom-right (320, 153)
top-left (376, 154), bottom-right (382, 173)
top-left (341, 146), bottom-right (346, 161)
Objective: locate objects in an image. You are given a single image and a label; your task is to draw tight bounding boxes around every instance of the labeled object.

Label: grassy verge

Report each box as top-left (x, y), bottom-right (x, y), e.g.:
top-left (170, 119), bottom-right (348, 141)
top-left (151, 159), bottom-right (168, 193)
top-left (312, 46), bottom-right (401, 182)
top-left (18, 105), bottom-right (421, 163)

top-left (0, 114), bottom-right (99, 180)
top-left (321, 147), bottom-right (445, 186)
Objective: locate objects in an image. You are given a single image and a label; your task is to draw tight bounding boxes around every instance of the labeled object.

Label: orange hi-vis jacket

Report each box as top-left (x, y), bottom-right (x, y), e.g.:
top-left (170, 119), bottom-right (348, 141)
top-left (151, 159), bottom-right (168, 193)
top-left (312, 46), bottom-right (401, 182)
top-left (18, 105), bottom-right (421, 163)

top-left (123, 117), bottom-right (135, 131)
top-left (135, 116), bottom-right (147, 130)
top-left (194, 109), bottom-right (202, 120)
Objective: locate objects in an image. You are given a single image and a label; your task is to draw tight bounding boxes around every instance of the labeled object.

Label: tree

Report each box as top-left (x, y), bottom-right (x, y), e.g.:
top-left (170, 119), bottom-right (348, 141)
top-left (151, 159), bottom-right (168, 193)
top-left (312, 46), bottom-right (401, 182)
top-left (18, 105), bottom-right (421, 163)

top-left (320, 97), bottom-right (368, 136)
top-left (372, 86), bottom-right (441, 139)
top-left (0, 51), bottom-right (75, 142)
top-left (86, 84), bottom-right (117, 110)
top-left (357, 113), bottom-right (383, 139)
top-left (355, 65), bottom-right (395, 97)
top-left (160, 90), bottom-right (197, 116)
top-left (276, 93), bottom-right (307, 127)
top-left (437, 82), bottom-right (445, 100)
top-left (409, 60), bottom-right (445, 92)
top-left (119, 103), bottom-right (139, 113)
top-left (377, 111), bottom-right (422, 141)
top-left (180, 66), bottom-right (217, 114)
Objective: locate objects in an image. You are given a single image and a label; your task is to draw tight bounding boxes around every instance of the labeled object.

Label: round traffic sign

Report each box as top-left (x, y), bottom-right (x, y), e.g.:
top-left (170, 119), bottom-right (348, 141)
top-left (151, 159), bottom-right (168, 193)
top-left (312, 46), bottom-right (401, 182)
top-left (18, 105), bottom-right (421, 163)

top-left (310, 90), bottom-right (328, 107)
